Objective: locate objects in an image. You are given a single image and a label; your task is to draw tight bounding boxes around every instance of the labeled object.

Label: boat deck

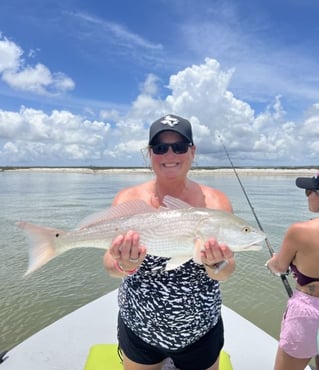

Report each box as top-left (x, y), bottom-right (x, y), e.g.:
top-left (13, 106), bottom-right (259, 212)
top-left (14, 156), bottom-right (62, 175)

top-left (0, 289), bottom-right (311, 370)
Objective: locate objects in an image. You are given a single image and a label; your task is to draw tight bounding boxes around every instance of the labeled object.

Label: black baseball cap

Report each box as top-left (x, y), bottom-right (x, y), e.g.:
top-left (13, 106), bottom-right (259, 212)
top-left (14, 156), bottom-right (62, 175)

top-left (148, 114), bottom-right (194, 145)
top-left (296, 172), bottom-right (319, 190)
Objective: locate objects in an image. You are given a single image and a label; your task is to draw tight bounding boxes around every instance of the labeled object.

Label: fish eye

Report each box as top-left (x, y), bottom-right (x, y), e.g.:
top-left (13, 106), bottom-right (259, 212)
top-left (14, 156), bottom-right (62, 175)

top-left (242, 226), bottom-right (251, 233)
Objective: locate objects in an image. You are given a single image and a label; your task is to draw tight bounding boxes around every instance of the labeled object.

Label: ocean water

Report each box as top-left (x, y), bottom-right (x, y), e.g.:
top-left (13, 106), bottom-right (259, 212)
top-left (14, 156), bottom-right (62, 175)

top-left (0, 170), bottom-right (313, 353)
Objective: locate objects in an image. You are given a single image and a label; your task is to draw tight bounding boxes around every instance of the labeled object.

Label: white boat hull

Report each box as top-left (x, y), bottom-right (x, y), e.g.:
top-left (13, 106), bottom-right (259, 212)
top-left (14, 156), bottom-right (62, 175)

top-left (0, 289), bottom-right (311, 370)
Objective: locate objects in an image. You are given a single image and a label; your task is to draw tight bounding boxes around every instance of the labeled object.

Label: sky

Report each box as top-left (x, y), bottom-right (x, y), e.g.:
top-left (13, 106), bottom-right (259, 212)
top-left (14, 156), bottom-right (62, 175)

top-left (0, 0), bottom-right (319, 167)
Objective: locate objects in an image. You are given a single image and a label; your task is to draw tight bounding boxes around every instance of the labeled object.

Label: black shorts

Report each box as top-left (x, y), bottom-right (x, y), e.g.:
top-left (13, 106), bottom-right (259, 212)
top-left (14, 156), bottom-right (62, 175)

top-left (118, 314), bottom-right (224, 370)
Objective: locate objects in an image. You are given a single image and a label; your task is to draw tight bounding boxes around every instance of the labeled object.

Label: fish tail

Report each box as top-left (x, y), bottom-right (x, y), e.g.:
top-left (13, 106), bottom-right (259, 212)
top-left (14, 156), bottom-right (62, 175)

top-left (16, 221), bottom-right (64, 276)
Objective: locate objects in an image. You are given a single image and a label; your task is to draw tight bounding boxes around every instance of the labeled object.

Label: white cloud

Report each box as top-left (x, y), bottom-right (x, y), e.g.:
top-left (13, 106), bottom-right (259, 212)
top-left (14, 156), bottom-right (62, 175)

top-left (3, 141), bottom-right (19, 154)
top-left (179, 3), bottom-right (319, 106)
top-left (0, 107), bottom-right (111, 165)
top-left (3, 64), bottom-right (52, 94)
top-left (0, 36), bottom-right (75, 95)
top-left (70, 12), bottom-right (163, 51)
top-left (0, 36), bottom-right (22, 72)
top-left (303, 105), bottom-right (319, 135)
top-left (1, 57), bottom-right (319, 166)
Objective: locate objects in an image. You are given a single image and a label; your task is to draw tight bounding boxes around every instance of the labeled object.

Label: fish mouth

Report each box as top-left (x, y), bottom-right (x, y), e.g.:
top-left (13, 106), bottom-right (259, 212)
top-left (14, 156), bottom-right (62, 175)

top-left (241, 239), bottom-right (264, 250)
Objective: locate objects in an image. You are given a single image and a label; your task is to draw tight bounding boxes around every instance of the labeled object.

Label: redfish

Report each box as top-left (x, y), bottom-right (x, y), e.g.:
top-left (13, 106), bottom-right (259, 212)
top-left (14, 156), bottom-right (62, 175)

top-left (17, 196), bottom-right (265, 275)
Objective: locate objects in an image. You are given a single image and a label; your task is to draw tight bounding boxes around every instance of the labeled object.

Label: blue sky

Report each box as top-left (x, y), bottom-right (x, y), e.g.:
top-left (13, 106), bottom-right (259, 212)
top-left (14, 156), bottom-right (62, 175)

top-left (0, 0), bottom-right (319, 167)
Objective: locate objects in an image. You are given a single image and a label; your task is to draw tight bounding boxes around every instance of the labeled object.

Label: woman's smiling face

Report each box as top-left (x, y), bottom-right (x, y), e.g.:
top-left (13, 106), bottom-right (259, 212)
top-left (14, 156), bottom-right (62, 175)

top-left (150, 131), bottom-right (195, 178)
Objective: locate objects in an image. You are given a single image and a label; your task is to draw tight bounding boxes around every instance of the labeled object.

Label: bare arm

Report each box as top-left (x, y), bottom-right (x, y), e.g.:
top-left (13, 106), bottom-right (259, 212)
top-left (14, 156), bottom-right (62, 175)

top-left (266, 223), bottom-right (302, 274)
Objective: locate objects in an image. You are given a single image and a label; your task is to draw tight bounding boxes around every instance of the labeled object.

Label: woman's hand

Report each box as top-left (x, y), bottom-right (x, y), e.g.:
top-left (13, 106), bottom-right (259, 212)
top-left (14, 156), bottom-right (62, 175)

top-left (108, 230), bottom-right (147, 275)
top-left (201, 238), bottom-right (235, 280)
top-left (201, 238), bottom-right (234, 266)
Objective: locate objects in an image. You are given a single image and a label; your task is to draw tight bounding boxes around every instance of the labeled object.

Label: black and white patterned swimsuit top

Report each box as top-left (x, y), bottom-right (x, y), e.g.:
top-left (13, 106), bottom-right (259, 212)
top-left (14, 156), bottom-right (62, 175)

top-left (118, 254), bottom-right (222, 351)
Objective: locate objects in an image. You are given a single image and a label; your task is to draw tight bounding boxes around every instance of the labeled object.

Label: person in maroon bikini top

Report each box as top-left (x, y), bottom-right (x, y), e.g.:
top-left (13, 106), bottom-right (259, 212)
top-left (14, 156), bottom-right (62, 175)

top-left (266, 172), bottom-right (319, 370)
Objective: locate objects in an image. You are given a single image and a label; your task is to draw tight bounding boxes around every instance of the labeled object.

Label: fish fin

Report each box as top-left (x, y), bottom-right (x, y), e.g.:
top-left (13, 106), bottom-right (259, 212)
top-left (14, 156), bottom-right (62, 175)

top-left (165, 256), bottom-right (192, 270)
top-left (162, 195), bottom-right (191, 209)
top-left (193, 238), bottom-right (204, 265)
top-left (16, 221), bottom-right (64, 276)
top-left (76, 200), bottom-right (157, 229)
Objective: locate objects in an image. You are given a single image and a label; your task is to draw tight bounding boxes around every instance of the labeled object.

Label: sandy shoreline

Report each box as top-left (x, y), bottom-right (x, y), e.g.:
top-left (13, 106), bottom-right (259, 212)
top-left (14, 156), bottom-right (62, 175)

top-left (1, 167), bottom-right (317, 176)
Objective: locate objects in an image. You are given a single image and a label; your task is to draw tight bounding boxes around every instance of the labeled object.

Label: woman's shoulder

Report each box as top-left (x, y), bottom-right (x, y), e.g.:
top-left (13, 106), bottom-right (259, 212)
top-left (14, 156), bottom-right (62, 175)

top-left (285, 219), bottom-right (319, 256)
top-left (194, 181), bottom-right (226, 196)
top-left (286, 219), bottom-right (319, 243)
top-left (191, 181), bottom-right (233, 212)
top-left (290, 218), bottom-right (319, 231)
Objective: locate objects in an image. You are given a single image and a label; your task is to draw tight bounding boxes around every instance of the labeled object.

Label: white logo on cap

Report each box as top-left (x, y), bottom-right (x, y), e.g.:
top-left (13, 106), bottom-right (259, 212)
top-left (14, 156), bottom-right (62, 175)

top-left (160, 115), bottom-right (179, 127)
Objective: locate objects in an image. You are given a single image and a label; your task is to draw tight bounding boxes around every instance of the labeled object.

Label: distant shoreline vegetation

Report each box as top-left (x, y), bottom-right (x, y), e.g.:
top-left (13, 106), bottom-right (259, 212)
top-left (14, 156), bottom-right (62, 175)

top-left (0, 166), bottom-right (317, 174)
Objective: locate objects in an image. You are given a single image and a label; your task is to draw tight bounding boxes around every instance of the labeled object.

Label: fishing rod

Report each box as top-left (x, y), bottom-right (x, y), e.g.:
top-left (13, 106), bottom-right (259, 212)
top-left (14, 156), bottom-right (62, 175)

top-left (219, 137), bottom-right (293, 298)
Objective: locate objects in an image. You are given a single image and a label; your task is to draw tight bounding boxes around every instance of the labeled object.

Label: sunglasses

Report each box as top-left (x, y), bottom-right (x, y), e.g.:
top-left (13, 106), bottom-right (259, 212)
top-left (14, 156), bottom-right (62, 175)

top-left (305, 189), bottom-right (319, 197)
top-left (151, 142), bottom-right (192, 155)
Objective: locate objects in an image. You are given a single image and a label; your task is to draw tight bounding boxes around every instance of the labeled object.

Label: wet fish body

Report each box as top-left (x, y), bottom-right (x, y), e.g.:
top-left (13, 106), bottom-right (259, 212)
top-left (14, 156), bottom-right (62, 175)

top-left (17, 196), bottom-right (266, 275)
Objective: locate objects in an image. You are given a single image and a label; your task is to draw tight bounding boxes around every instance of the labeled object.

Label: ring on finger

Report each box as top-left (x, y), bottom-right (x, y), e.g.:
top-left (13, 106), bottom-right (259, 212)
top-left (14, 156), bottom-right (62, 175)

top-left (129, 258), bottom-right (139, 263)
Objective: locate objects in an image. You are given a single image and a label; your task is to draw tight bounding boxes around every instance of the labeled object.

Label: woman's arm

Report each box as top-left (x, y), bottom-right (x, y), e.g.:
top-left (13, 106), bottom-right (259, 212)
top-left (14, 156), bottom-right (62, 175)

top-left (266, 223), bottom-right (302, 274)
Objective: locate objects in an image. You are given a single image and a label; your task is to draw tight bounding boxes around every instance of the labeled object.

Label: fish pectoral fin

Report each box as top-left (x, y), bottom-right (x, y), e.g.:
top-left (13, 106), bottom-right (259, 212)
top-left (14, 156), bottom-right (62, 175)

top-left (192, 237), bottom-right (204, 265)
top-left (165, 256), bottom-right (192, 270)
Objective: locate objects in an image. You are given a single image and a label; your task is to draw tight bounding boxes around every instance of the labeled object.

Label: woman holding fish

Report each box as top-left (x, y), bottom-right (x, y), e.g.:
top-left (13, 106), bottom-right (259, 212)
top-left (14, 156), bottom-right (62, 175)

top-left (266, 173), bottom-right (319, 370)
top-left (104, 114), bottom-right (236, 370)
